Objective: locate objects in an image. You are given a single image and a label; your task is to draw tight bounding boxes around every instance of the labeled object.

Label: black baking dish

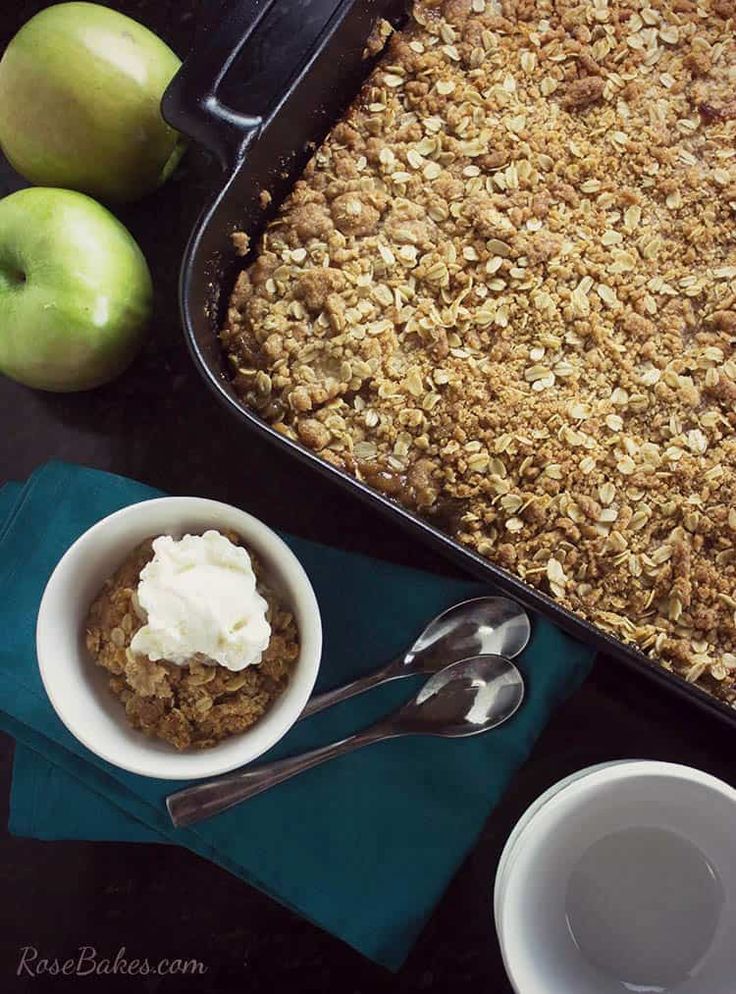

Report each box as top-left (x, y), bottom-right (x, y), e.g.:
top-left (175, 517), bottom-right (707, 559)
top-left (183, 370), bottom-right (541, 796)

top-left (162, 0), bottom-right (736, 729)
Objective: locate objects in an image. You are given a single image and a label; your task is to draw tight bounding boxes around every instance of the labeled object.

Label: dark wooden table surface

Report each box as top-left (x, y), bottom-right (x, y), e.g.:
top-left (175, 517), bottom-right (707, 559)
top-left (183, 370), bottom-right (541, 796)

top-left (1, 3), bottom-right (735, 992)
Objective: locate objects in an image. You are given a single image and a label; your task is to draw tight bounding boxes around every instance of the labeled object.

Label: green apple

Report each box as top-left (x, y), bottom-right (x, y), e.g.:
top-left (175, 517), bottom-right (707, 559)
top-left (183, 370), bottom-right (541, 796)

top-left (0, 2), bottom-right (184, 202)
top-left (0, 187), bottom-right (152, 392)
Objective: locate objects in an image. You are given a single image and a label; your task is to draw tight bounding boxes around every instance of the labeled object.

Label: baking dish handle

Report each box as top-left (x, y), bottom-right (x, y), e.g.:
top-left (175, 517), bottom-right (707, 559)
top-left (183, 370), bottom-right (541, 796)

top-left (162, 0), bottom-right (349, 171)
top-left (161, 0), bottom-right (273, 169)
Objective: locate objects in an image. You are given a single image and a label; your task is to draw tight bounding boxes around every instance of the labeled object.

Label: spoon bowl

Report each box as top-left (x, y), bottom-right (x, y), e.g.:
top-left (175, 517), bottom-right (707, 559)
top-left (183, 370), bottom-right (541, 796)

top-left (394, 654), bottom-right (525, 737)
top-left (405, 598), bottom-right (531, 674)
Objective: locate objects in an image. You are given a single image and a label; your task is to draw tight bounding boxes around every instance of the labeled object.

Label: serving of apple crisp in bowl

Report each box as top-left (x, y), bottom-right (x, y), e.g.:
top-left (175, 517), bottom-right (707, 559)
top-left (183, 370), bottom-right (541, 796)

top-left (222, 0), bottom-right (736, 706)
top-left (85, 530), bottom-right (300, 751)
top-left (36, 498), bottom-right (322, 779)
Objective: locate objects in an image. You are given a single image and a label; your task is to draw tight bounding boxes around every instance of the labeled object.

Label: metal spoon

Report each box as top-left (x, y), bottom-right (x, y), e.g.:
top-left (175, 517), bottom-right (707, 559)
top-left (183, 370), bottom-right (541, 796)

top-left (167, 654), bottom-right (525, 828)
top-left (300, 596), bottom-right (530, 720)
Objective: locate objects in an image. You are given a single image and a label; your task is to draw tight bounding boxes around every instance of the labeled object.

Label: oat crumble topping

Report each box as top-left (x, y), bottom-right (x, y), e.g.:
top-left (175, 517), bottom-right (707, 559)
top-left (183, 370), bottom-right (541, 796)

top-left (222, 0), bottom-right (736, 700)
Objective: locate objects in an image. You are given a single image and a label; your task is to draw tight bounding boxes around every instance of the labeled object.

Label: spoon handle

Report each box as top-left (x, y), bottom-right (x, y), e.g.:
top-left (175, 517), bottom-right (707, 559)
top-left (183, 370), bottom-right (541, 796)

top-left (167, 725), bottom-right (397, 828)
top-left (300, 656), bottom-right (405, 720)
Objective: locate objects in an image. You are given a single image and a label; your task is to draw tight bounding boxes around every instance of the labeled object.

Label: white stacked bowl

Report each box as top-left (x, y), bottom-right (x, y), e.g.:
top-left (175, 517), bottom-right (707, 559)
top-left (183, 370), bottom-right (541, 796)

top-left (494, 760), bottom-right (736, 994)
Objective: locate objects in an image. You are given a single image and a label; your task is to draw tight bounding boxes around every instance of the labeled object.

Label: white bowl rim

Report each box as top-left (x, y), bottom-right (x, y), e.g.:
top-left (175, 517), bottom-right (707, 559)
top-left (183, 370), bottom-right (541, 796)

top-left (36, 496), bottom-right (323, 780)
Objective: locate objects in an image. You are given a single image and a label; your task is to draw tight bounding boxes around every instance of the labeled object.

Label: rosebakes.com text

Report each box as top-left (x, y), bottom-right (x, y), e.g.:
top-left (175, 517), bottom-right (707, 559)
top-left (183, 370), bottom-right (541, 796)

top-left (17, 946), bottom-right (207, 978)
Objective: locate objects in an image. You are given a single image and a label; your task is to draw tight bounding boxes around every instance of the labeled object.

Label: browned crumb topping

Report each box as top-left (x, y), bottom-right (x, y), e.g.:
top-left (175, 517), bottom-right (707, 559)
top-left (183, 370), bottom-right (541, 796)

top-left (85, 535), bottom-right (300, 750)
top-left (232, 231), bottom-right (251, 257)
top-left (364, 17), bottom-right (396, 59)
top-left (222, 0), bottom-right (736, 700)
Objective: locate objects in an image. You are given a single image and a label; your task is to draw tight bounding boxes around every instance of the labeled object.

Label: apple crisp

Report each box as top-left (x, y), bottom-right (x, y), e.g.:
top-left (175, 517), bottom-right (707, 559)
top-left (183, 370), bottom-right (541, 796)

top-left (85, 535), bottom-right (300, 750)
top-left (222, 0), bottom-right (736, 700)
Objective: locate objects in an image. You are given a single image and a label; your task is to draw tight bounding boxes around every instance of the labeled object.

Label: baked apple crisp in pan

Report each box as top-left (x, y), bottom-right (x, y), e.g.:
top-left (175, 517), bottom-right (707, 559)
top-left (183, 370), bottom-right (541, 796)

top-left (222, 0), bottom-right (736, 701)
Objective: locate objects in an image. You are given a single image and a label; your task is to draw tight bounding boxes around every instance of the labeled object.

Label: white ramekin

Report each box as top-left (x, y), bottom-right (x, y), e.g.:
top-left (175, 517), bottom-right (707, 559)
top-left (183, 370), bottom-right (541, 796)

top-left (36, 497), bottom-right (322, 780)
top-left (494, 760), bottom-right (736, 994)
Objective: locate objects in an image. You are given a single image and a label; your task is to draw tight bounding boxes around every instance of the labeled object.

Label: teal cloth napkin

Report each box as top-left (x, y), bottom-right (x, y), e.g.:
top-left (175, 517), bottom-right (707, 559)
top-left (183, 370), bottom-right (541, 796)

top-left (0, 462), bottom-right (594, 969)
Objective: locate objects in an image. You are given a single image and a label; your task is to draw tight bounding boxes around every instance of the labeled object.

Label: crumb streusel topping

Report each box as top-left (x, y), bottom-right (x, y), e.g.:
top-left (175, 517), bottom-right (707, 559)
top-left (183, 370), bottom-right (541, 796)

top-left (222, 0), bottom-right (736, 700)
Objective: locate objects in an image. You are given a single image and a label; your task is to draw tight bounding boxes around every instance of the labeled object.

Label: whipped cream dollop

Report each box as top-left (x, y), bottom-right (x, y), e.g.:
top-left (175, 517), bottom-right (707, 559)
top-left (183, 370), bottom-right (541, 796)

top-left (130, 530), bottom-right (271, 671)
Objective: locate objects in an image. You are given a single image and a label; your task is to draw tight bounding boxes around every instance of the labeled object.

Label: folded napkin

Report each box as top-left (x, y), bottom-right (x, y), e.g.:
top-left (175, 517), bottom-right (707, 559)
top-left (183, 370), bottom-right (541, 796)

top-left (0, 462), bottom-right (594, 969)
